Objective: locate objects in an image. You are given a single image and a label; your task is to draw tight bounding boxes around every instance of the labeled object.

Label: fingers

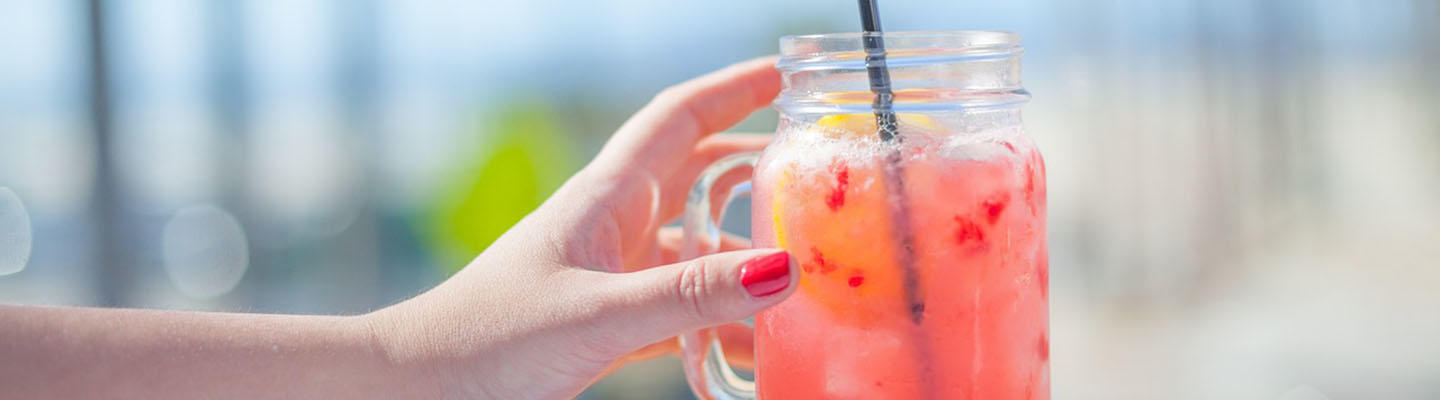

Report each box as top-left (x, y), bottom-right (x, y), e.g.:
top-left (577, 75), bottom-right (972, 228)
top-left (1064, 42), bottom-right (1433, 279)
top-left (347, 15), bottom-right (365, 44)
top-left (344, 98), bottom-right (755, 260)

top-left (655, 227), bottom-right (752, 266)
top-left (593, 249), bottom-right (796, 352)
top-left (592, 57), bottom-right (781, 178)
top-left (656, 133), bottom-right (771, 222)
top-left (596, 322), bottom-right (755, 379)
top-left (609, 322), bottom-right (755, 369)
top-left (610, 133), bottom-right (767, 269)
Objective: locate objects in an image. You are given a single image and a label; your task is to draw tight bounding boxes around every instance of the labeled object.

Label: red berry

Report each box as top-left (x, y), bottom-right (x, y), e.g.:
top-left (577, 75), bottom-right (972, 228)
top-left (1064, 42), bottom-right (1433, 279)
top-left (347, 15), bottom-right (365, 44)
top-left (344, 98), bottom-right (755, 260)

top-left (826, 189), bottom-right (844, 210)
top-left (825, 161), bottom-right (849, 211)
top-left (847, 270), bottom-right (865, 287)
top-left (982, 193), bottom-right (1009, 225)
top-left (954, 216), bottom-right (985, 247)
top-left (810, 246), bottom-right (837, 274)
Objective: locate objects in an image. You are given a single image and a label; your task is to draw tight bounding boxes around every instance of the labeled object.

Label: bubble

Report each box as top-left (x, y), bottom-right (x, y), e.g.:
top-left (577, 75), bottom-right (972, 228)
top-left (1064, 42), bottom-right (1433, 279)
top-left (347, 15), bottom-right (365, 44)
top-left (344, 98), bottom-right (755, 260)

top-left (162, 205), bottom-right (249, 298)
top-left (0, 187), bottom-right (33, 276)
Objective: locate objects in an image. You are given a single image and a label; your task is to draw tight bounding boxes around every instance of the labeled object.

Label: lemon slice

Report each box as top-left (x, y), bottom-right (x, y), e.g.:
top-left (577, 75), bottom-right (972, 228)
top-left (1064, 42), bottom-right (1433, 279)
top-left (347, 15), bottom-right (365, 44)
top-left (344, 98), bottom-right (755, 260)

top-left (812, 113), bottom-right (939, 140)
top-left (764, 145), bottom-right (910, 326)
top-left (770, 165), bottom-right (793, 249)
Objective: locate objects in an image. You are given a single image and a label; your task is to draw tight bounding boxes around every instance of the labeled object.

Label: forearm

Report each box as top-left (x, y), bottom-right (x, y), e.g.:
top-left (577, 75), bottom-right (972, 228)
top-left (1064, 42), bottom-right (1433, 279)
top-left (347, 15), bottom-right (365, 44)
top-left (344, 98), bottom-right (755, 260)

top-left (0, 305), bottom-right (439, 399)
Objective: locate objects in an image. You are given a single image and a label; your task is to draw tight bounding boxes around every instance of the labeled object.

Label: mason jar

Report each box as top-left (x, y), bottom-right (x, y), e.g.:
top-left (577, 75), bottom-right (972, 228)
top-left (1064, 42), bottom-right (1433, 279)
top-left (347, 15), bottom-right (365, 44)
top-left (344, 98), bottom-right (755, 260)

top-left (681, 30), bottom-right (1047, 400)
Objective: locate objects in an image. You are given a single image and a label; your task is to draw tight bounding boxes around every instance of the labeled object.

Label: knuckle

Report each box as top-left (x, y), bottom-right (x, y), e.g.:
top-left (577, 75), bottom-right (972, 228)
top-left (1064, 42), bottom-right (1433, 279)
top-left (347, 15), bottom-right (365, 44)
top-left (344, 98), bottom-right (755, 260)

top-left (674, 258), bottom-right (714, 321)
top-left (651, 85), bottom-right (709, 131)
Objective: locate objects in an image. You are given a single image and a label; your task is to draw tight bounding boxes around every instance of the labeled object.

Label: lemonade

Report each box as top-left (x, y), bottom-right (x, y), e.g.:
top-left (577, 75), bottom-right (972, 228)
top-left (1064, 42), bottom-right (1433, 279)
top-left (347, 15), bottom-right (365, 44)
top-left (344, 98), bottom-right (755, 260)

top-left (749, 113), bottom-right (1048, 399)
top-left (676, 31), bottom-right (1044, 399)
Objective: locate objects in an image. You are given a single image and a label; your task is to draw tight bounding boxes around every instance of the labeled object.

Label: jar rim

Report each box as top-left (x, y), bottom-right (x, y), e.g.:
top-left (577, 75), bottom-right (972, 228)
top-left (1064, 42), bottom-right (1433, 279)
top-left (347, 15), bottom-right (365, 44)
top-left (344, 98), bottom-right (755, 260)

top-left (780, 30), bottom-right (1020, 57)
top-left (774, 30), bottom-right (1028, 113)
top-left (781, 30), bottom-right (1018, 44)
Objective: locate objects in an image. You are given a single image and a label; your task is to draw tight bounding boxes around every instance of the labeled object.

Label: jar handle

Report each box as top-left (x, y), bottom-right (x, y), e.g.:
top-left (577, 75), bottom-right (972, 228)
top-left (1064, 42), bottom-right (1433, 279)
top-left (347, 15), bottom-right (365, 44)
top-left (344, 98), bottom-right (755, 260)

top-left (679, 152), bottom-right (760, 400)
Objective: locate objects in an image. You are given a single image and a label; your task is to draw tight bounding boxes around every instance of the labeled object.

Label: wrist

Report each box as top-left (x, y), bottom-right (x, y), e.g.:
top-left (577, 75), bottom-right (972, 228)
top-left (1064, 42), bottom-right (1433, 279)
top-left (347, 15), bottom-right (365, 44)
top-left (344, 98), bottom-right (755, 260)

top-left (356, 304), bottom-right (452, 398)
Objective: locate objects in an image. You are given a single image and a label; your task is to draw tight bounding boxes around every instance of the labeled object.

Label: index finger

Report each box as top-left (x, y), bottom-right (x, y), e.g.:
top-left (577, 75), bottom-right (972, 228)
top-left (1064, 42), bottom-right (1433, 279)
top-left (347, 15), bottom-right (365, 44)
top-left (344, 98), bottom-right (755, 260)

top-left (592, 57), bottom-right (781, 177)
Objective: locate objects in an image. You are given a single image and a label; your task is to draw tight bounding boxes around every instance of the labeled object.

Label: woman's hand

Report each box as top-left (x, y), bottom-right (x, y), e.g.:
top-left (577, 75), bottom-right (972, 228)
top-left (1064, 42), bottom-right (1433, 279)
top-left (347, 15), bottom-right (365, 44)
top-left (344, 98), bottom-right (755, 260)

top-left (0, 57), bottom-right (791, 400)
top-left (366, 57), bottom-right (796, 399)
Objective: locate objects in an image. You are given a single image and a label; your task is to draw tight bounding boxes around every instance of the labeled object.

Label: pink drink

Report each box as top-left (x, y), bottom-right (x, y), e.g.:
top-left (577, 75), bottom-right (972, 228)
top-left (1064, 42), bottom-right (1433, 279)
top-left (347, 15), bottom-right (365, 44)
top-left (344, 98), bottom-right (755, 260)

top-left (750, 113), bottom-right (1048, 399)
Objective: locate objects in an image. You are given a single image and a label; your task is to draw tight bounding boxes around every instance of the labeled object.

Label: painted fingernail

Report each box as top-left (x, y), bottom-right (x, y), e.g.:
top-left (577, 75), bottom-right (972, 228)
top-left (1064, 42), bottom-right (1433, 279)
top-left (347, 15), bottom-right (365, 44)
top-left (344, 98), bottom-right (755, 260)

top-left (740, 251), bottom-right (791, 298)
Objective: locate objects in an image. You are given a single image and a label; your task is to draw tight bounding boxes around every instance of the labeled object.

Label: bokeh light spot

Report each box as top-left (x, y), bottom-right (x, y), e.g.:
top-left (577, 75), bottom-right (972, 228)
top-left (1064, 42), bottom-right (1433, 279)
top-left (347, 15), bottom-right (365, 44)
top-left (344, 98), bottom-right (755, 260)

top-left (0, 187), bottom-right (33, 276)
top-left (162, 205), bottom-right (249, 298)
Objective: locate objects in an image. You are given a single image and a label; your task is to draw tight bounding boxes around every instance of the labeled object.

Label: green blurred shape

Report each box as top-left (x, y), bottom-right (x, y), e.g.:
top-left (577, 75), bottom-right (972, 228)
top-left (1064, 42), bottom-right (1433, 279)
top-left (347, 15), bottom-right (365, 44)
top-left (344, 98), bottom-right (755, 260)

top-left (428, 100), bottom-right (577, 275)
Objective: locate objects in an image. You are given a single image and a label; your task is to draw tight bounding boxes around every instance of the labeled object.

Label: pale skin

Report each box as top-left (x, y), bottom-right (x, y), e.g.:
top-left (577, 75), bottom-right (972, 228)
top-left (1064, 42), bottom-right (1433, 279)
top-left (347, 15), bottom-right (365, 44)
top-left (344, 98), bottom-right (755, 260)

top-left (0, 57), bottom-right (794, 399)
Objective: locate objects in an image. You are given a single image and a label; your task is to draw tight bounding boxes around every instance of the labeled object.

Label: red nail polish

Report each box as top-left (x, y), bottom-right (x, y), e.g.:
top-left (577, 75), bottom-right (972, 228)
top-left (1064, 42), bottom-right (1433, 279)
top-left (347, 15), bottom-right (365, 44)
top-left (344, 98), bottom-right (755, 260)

top-left (740, 251), bottom-right (791, 298)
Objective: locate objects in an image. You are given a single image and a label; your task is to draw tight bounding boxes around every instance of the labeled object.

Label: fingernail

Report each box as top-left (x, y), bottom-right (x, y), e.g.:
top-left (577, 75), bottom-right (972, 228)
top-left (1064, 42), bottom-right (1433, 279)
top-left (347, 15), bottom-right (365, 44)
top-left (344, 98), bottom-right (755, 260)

top-left (740, 251), bottom-right (791, 298)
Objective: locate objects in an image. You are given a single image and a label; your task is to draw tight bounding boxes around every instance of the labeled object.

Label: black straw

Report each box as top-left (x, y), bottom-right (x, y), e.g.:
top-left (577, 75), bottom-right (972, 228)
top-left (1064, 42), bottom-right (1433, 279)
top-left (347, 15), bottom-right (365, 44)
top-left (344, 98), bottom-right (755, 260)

top-left (856, 0), bottom-right (924, 324)
top-left (858, 0), bottom-right (900, 142)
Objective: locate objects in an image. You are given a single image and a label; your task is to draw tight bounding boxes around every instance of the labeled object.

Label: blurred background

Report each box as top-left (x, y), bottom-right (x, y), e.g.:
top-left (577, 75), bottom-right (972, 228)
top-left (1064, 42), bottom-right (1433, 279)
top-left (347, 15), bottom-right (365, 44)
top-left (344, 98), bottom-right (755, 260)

top-left (1, 0), bottom-right (1438, 398)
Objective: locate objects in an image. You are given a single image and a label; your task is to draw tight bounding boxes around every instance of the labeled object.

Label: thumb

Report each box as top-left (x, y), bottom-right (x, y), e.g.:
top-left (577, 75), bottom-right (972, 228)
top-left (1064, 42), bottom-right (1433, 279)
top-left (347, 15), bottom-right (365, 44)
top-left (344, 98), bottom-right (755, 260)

top-left (595, 248), bottom-right (797, 351)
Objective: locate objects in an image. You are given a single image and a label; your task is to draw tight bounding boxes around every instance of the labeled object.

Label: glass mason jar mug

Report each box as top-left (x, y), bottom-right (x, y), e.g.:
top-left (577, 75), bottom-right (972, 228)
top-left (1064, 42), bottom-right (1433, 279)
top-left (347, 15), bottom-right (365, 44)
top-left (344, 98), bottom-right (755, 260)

top-left (679, 31), bottom-right (1048, 399)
